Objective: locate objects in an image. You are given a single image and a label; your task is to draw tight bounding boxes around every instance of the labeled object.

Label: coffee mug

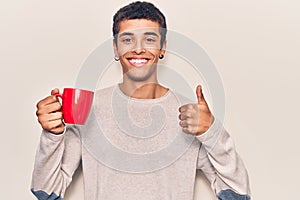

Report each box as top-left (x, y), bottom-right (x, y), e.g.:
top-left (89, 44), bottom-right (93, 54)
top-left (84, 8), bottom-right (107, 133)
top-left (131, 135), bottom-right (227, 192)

top-left (55, 88), bottom-right (94, 125)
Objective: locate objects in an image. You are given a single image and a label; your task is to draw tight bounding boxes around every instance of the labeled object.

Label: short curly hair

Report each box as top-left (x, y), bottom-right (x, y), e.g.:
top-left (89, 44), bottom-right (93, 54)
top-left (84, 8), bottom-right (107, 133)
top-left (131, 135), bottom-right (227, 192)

top-left (113, 1), bottom-right (167, 47)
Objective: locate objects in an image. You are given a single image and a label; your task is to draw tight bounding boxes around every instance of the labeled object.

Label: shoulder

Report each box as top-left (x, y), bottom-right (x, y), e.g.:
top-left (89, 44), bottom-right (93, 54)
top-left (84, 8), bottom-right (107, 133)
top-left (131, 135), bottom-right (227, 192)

top-left (168, 89), bottom-right (195, 106)
top-left (95, 85), bottom-right (115, 98)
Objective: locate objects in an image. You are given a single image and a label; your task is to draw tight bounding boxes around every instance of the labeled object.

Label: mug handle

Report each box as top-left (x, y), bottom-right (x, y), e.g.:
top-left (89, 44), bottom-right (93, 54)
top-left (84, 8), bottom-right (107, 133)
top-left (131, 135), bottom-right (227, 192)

top-left (54, 93), bottom-right (63, 111)
top-left (54, 93), bottom-right (63, 99)
top-left (53, 93), bottom-right (64, 121)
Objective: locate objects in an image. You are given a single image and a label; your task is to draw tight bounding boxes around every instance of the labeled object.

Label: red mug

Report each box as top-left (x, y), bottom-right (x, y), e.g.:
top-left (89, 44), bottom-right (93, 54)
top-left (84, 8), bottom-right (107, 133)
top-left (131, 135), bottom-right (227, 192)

top-left (55, 88), bottom-right (94, 125)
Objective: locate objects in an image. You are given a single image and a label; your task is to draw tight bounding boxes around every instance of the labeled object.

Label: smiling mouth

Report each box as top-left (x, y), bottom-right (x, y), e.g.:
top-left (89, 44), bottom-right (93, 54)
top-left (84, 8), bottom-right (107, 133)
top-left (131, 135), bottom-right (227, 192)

top-left (128, 58), bottom-right (150, 67)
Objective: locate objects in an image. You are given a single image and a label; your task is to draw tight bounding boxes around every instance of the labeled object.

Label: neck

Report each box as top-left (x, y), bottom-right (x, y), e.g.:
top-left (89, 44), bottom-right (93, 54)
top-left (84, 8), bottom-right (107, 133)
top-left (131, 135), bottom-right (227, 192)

top-left (118, 81), bottom-right (168, 99)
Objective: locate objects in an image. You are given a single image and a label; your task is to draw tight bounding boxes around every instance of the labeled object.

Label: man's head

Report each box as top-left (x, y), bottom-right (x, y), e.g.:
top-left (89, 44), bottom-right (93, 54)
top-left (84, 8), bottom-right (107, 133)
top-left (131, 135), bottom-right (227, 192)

top-left (112, 2), bottom-right (167, 83)
top-left (113, 1), bottom-right (167, 47)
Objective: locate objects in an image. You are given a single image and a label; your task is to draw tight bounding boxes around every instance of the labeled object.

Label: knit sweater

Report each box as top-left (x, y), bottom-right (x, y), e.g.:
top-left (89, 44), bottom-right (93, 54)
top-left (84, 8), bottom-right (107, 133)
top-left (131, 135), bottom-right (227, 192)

top-left (31, 85), bottom-right (251, 200)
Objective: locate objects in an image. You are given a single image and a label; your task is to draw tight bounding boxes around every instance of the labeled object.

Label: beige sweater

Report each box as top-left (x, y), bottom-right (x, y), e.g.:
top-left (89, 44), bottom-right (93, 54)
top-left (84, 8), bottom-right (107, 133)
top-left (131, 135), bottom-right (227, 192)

top-left (31, 86), bottom-right (251, 200)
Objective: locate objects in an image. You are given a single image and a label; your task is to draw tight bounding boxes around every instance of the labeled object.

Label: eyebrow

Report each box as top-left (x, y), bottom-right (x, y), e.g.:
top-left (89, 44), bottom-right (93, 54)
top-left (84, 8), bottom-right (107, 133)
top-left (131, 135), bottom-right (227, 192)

top-left (119, 32), bottom-right (134, 37)
top-left (118, 31), bottom-right (159, 37)
top-left (144, 32), bottom-right (159, 37)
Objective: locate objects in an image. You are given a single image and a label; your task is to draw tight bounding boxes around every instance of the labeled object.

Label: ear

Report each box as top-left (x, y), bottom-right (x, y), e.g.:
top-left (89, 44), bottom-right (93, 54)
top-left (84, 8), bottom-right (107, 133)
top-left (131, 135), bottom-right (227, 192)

top-left (113, 40), bottom-right (119, 57)
top-left (160, 40), bottom-right (167, 56)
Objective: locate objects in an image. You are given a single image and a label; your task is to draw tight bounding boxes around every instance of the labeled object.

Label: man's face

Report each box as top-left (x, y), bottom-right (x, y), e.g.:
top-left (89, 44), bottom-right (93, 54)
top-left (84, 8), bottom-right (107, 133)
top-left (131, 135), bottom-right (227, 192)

top-left (114, 19), bottom-right (166, 82)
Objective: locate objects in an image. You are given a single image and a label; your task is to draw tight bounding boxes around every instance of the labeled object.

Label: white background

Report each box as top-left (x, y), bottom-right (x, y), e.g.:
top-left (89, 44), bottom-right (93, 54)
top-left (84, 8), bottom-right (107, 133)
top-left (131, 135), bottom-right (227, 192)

top-left (1, 0), bottom-right (299, 199)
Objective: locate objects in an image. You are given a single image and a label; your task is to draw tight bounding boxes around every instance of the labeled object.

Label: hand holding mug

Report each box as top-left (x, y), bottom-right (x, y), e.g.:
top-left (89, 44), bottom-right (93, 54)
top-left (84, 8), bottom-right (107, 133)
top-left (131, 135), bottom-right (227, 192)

top-left (36, 88), bottom-right (94, 134)
top-left (36, 88), bottom-right (65, 134)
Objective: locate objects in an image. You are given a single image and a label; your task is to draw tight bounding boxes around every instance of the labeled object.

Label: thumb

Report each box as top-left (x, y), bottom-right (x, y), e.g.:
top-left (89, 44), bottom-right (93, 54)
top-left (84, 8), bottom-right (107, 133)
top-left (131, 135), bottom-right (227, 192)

top-left (196, 85), bottom-right (203, 104)
top-left (51, 88), bottom-right (60, 96)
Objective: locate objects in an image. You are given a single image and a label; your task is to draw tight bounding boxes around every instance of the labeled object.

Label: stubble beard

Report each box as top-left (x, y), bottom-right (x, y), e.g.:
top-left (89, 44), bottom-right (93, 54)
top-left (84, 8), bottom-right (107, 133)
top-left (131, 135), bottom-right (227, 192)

top-left (125, 64), bottom-right (158, 83)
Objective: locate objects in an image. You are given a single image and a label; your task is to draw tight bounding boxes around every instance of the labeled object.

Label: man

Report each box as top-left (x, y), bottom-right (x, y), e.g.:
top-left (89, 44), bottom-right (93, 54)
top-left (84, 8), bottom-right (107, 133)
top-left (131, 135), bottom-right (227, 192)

top-left (32, 1), bottom-right (251, 199)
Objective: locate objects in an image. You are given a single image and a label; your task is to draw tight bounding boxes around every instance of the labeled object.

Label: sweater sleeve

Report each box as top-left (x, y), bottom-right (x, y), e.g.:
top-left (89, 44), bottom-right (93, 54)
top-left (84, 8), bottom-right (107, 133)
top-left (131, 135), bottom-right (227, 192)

top-left (31, 125), bottom-right (82, 200)
top-left (196, 119), bottom-right (251, 200)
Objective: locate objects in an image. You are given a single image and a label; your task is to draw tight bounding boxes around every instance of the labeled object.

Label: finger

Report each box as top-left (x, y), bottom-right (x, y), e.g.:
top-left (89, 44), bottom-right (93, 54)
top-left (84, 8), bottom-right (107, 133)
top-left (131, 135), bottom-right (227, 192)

top-left (36, 102), bottom-right (62, 116)
top-left (41, 119), bottom-right (63, 131)
top-left (179, 105), bottom-right (185, 112)
top-left (50, 125), bottom-right (65, 135)
top-left (179, 111), bottom-right (192, 120)
top-left (196, 85), bottom-right (203, 104)
top-left (48, 112), bottom-right (63, 121)
top-left (179, 104), bottom-right (195, 112)
top-left (182, 126), bottom-right (197, 135)
top-left (36, 95), bottom-right (60, 109)
top-left (179, 119), bottom-right (188, 127)
top-left (38, 112), bottom-right (63, 123)
top-left (179, 118), bottom-right (194, 127)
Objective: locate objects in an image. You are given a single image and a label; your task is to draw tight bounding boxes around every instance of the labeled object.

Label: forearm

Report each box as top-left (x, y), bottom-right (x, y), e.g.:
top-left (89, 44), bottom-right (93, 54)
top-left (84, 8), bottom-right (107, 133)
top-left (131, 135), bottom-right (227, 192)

top-left (31, 126), bottom-right (81, 199)
top-left (197, 119), bottom-right (251, 199)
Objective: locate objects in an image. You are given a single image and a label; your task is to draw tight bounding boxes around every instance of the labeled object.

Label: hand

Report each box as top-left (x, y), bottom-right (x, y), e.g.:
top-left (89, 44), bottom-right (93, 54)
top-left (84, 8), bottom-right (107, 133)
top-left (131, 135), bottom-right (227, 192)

top-left (179, 85), bottom-right (214, 136)
top-left (36, 88), bottom-right (65, 134)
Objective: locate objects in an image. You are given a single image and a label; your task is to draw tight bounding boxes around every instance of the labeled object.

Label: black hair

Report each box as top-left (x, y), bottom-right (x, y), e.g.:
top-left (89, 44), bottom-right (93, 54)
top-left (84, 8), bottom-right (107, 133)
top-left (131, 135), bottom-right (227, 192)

top-left (113, 1), bottom-right (167, 47)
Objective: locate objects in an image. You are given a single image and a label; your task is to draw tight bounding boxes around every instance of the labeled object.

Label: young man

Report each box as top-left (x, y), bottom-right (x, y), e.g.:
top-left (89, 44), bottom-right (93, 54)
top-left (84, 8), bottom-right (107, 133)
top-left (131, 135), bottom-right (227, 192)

top-left (32, 1), bottom-right (251, 199)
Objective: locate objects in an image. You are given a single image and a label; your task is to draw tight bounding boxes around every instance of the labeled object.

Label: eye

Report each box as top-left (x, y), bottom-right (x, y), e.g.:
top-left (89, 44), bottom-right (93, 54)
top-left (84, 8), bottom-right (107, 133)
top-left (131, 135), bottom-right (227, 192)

top-left (121, 37), bottom-right (133, 44)
top-left (145, 37), bottom-right (156, 43)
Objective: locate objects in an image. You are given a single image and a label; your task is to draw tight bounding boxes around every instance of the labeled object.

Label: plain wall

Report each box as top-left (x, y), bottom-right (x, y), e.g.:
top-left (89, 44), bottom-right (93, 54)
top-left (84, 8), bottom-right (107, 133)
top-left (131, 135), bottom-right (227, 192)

top-left (1, 0), bottom-right (299, 199)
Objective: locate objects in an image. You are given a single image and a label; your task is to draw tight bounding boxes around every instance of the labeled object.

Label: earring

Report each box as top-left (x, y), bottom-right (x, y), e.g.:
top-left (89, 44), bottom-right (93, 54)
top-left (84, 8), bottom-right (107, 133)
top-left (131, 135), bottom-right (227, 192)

top-left (114, 56), bottom-right (119, 61)
top-left (159, 54), bottom-right (164, 59)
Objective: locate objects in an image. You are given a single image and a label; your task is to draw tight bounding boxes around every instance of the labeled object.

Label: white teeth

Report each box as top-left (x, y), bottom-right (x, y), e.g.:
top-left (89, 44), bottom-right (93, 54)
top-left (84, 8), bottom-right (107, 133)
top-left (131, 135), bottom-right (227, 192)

top-left (129, 59), bottom-right (147, 64)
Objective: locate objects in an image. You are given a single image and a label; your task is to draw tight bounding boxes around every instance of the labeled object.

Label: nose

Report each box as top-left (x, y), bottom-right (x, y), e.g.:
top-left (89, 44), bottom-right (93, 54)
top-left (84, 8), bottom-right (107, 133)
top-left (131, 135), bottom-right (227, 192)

top-left (132, 40), bottom-right (146, 54)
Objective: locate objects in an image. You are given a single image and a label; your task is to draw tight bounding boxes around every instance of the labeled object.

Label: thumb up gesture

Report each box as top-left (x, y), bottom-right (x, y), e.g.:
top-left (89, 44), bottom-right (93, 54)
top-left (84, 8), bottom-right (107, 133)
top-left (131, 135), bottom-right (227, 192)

top-left (179, 85), bottom-right (214, 136)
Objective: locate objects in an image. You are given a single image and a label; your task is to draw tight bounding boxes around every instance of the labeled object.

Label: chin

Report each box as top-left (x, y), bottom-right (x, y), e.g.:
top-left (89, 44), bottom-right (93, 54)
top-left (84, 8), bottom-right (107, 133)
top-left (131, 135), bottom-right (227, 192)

top-left (125, 67), bottom-right (157, 82)
top-left (126, 73), bottom-right (152, 82)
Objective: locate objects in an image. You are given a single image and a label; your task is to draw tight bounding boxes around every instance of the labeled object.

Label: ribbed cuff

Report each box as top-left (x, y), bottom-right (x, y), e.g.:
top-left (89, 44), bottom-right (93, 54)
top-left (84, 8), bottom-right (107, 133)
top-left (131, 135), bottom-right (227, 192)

top-left (42, 128), bottom-right (66, 142)
top-left (196, 118), bottom-right (224, 151)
